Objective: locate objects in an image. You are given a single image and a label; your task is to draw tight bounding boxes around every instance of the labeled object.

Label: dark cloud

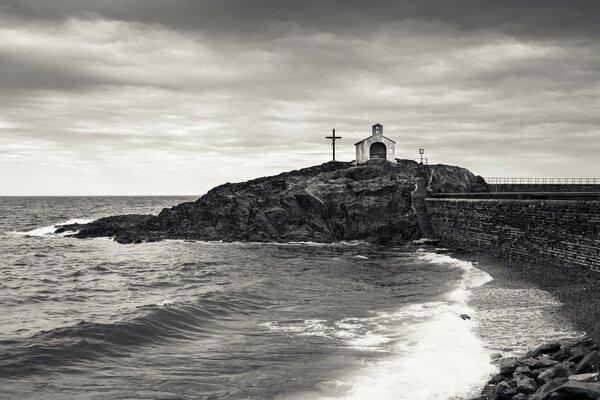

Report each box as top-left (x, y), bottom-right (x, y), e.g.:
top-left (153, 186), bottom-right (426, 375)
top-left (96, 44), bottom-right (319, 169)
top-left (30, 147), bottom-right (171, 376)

top-left (2, 0), bottom-right (600, 39)
top-left (1, 0), bottom-right (599, 194)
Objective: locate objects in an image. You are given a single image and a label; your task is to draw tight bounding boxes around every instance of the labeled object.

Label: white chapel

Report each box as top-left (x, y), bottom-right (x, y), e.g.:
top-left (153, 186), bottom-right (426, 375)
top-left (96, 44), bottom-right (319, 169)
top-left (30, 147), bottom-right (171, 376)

top-left (354, 123), bottom-right (396, 163)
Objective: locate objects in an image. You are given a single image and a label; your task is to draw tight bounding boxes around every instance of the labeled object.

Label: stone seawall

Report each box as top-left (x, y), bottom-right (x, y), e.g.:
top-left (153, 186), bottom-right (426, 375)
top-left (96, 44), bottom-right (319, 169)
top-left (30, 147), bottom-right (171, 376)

top-left (488, 184), bottom-right (600, 193)
top-left (425, 198), bottom-right (600, 272)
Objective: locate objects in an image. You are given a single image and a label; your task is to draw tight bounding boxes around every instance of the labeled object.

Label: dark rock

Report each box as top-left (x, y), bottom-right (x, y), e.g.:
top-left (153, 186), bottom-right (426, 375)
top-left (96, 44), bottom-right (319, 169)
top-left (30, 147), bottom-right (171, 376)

top-left (461, 314), bottom-right (471, 320)
top-left (567, 348), bottom-right (588, 364)
top-left (515, 376), bottom-right (537, 394)
top-left (525, 356), bottom-right (557, 369)
top-left (530, 369), bottom-right (543, 378)
top-left (56, 161), bottom-right (487, 244)
top-left (552, 346), bottom-right (585, 362)
top-left (539, 342), bottom-right (562, 354)
top-left (515, 365), bottom-right (532, 375)
top-left (495, 381), bottom-right (518, 399)
top-left (511, 394), bottom-right (527, 400)
top-left (526, 342), bottom-right (562, 358)
top-left (481, 383), bottom-right (496, 398)
top-left (538, 363), bottom-right (570, 383)
top-left (574, 351), bottom-right (600, 374)
top-left (500, 359), bottom-right (521, 375)
top-left (531, 379), bottom-right (600, 400)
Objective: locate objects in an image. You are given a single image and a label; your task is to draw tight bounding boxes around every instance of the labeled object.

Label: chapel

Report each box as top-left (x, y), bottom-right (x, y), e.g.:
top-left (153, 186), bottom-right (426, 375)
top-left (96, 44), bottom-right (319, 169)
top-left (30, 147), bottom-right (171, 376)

top-left (355, 123), bottom-right (396, 163)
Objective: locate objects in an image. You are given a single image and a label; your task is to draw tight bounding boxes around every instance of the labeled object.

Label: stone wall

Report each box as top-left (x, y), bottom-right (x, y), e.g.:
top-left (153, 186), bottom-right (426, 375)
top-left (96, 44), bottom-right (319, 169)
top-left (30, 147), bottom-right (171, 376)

top-left (425, 198), bottom-right (600, 272)
top-left (488, 184), bottom-right (600, 193)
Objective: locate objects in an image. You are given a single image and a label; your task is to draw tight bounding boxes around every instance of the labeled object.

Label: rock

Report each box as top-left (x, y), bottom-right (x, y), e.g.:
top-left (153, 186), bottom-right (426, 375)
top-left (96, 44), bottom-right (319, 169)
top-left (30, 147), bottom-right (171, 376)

top-left (566, 347), bottom-right (587, 363)
top-left (569, 372), bottom-right (600, 382)
top-left (530, 379), bottom-right (600, 400)
top-left (524, 356), bottom-right (557, 369)
top-left (515, 365), bottom-right (532, 375)
top-left (552, 346), bottom-right (585, 362)
top-left (526, 342), bottom-right (562, 358)
top-left (538, 342), bottom-right (562, 354)
top-left (491, 353), bottom-right (503, 360)
top-left (500, 359), bottom-right (521, 375)
top-left (511, 394), bottom-right (527, 400)
top-left (56, 161), bottom-right (487, 244)
top-left (495, 381), bottom-right (518, 399)
top-left (574, 351), bottom-right (600, 374)
top-left (515, 376), bottom-right (537, 394)
top-left (530, 369), bottom-right (543, 378)
top-left (538, 363), bottom-right (570, 383)
top-left (480, 383), bottom-right (496, 398)
top-left (461, 314), bottom-right (471, 320)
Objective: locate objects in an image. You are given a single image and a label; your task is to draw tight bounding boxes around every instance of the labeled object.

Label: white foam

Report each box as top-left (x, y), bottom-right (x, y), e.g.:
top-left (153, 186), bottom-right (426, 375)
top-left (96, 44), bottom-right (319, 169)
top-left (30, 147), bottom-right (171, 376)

top-left (156, 299), bottom-right (174, 307)
top-left (12, 218), bottom-right (95, 237)
top-left (286, 252), bottom-right (497, 400)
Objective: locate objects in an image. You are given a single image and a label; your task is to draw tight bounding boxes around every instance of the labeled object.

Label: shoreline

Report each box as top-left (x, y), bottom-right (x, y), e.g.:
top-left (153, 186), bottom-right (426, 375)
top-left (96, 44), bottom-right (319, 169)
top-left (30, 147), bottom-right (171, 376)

top-left (454, 250), bottom-right (600, 347)
top-left (429, 246), bottom-right (600, 399)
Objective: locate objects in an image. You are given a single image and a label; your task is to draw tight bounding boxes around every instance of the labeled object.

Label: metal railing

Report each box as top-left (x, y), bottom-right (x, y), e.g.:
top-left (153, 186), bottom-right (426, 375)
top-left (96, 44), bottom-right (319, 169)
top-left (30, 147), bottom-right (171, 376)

top-left (485, 177), bottom-right (600, 185)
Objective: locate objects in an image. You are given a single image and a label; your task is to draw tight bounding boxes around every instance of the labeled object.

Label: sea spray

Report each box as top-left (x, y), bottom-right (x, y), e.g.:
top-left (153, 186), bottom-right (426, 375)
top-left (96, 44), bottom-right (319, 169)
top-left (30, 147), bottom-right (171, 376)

top-left (287, 252), bottom-right (497, 400)
top-left (11, 218), bottom-right (96, 237)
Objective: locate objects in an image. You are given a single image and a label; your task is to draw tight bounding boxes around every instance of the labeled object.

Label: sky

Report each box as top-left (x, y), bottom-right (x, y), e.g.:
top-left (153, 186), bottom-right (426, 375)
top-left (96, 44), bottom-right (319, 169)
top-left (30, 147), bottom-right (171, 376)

top-left (1, 0), bottom-right (599, 195)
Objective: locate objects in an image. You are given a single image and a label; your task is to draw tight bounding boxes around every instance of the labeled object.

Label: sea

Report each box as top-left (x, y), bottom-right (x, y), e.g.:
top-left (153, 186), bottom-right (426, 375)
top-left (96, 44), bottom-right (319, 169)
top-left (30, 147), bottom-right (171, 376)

top-left (0, 197), bottom-right (582, 400)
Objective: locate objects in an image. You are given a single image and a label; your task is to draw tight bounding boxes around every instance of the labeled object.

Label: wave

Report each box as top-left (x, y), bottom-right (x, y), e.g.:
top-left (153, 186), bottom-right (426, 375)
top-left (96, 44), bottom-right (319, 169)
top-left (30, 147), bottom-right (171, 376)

top-left (11, 218), bottom-right (95, 237)
top-left (0, 289), bottom-right (271, 378)
top-left (285, 252), bottom-right (496, 400)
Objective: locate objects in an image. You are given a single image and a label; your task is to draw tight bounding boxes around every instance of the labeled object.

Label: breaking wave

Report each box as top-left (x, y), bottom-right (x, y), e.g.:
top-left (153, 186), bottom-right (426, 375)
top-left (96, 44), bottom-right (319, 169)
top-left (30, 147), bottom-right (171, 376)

top-left (284, 253), bottom-right (497, 400)
top-left (11, 218), bottom-right (95, 237)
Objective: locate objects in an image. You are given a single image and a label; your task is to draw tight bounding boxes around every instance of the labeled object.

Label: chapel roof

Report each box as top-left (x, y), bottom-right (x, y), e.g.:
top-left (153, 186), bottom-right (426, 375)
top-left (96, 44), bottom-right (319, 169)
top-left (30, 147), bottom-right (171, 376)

top-left (355, 135), bottom-right (396, 145)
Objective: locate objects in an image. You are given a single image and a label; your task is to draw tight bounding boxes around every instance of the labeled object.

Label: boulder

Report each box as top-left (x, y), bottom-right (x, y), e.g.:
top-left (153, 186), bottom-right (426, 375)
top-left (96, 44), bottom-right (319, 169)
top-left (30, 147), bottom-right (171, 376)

top-left (551, 343), bottom-right (588, 362)
top-left (495, 381), bottom-right (518, 399)
top-left (515, 365), bottom-right (532, 375)
top-left (500, 359), bottom-right (521, 375)
top-left (538, 363), bottom-right (571, 383)
top-left (530, 379), bottom-right (600, 400)
top-left (569, 372), bottom-right (600, 382)
top-left (524, 356), bottom-right (557, 369)
top-left (515, 376), bottom-right (537, 394)
top-left (574, 351), bottom-right (600, 374)
top-left (567, 348), bottom-right (588, 363)
top-left (526, 342), bottom-right (562, 359)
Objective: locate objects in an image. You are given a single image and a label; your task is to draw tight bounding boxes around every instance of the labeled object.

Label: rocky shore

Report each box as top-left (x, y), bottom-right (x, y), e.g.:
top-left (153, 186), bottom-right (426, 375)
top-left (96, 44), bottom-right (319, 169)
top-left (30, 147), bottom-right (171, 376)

top-left (474, 338), bottom-right (600, 399)
top-left (55, 160), bottom-right (487, 244)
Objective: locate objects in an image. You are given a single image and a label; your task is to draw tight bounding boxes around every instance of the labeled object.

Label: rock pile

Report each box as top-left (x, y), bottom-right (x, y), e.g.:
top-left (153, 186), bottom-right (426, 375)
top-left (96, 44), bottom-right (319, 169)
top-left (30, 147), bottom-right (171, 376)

top-left (475, 338), bottom-right (600, 400)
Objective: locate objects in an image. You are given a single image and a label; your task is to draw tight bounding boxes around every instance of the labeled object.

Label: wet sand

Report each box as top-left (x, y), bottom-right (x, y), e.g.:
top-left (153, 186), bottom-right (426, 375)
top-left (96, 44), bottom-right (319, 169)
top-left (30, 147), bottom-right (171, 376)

top-left (457, 251), bottom-right (600, 345)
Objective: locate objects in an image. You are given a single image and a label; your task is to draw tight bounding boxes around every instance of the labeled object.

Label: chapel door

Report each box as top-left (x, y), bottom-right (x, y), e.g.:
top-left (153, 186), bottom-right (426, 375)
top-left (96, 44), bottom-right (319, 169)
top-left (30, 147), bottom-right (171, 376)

top-left (370, 142), bottom-right (387, 160)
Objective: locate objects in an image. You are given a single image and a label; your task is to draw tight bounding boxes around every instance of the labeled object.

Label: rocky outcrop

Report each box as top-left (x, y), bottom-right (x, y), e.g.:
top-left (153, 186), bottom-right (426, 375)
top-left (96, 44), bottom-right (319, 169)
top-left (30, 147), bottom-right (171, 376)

top-left (56, 160), bottom-right (487, 244)
top-left (475, 338), bottom-right (600, 400)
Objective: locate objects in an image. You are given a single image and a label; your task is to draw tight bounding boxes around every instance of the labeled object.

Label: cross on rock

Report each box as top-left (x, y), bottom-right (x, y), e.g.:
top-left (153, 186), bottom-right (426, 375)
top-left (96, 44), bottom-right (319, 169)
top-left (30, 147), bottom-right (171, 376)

top-left (326, 129), bottom-right (342, 161)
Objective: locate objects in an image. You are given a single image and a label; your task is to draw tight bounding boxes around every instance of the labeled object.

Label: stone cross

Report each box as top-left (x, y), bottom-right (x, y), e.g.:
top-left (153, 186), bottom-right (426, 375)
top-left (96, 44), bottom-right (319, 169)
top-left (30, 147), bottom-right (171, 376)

top-left (326, 129), bottom-right (342, 161)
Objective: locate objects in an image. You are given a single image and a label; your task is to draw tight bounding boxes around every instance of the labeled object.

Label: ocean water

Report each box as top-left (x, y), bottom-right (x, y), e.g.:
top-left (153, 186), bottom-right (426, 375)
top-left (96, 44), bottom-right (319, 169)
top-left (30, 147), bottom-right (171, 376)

top-left (0, 197), bottom-right (581, 400)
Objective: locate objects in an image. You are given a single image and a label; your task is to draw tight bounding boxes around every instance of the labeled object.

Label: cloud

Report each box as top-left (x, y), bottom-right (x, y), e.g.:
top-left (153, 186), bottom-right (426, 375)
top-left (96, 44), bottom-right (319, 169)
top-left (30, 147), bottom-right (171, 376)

top-left (3, 0), bottom-right (600, 40)
top-left (0, 1), bottom-right (599, 194)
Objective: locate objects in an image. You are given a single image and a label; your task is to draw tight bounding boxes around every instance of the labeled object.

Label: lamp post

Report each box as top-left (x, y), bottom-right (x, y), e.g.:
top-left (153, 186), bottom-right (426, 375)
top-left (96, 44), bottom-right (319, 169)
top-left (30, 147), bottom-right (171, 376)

top-left (419, 148), bottom-right (424, 165)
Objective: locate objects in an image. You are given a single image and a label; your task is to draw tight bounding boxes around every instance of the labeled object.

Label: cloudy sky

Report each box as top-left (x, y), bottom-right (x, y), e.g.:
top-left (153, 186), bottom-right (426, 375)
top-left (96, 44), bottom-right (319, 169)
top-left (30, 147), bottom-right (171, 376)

top-left (1, 0), bottom-right (599, 195)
